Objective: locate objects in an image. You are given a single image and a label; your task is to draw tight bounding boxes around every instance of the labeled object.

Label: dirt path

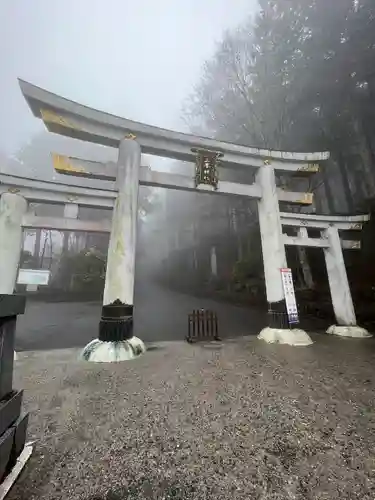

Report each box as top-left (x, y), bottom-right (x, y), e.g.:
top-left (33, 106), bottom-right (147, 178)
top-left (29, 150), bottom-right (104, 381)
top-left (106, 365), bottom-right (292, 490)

top-left (15, 280), bottom-right (265, 351)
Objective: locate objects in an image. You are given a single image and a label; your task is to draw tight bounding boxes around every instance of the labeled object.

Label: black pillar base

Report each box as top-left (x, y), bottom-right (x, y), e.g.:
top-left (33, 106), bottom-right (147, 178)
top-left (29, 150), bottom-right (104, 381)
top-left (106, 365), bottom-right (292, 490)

top-left (268, 300), bottom-right (290, 329)
top-left (98, 300), bottom-right (134, 342)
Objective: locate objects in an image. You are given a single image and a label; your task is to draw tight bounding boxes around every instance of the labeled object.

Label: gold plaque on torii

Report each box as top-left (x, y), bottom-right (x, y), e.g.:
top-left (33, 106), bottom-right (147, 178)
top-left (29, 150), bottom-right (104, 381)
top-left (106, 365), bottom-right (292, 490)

top-left (192, 148), bottom-right (223, 190)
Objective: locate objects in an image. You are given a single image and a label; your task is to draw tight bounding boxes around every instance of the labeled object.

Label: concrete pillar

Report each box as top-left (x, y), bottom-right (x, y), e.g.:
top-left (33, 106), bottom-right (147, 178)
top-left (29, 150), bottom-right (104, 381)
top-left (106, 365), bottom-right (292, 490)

top-left (324, 226), bottom-right (355, 326)
top-left (210, 246), bottom-right (218, 277)
top-left (103, 139), bottom-right (139, 307)
top-left (0, 193), bottom-right (27, 295)
top-left (256, 166), bottom-right (312, 346)
top-left (324, 226), bottom-right (370, 338)
top-left (81, 138), bottom-right (146, 362)
top-left (256, 166), bottom-right (287, 326)
top-left (0, 193), bottom-right (27, 362)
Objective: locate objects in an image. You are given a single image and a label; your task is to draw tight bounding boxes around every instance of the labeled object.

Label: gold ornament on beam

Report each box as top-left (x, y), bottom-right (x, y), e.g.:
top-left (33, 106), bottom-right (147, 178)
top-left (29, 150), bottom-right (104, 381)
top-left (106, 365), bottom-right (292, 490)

top-left (124, 133), bottom-right (137, 140)
top-left (192, 148), bottom-right (223, 190)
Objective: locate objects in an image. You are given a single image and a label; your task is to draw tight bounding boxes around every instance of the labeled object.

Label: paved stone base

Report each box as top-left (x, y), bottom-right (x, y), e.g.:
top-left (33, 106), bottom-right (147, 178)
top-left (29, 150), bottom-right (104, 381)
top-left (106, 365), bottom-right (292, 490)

top-left (326, 325), bottom-right (372, 338)
top-left (81, 337), bottom-right (146, 362)
top-left (258, 327), bottom-right (313, 346)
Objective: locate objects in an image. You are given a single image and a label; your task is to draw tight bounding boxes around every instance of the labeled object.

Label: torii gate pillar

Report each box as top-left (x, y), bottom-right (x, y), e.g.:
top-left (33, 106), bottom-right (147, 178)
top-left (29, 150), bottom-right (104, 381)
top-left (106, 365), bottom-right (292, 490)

top-left (0, 192), bottom-right (27, 361)
top-left (0, 193), bottom-right (27, 294)
top-left (81, 138), bottom-right (146, 362)
top-left (256, 164), bottom-right (313, 346)
top-left (324, 226), bottom-right (371, 338)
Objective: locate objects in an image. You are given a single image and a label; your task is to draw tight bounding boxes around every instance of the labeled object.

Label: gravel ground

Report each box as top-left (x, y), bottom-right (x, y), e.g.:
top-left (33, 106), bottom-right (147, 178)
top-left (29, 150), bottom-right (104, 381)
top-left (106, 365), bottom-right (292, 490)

top-left (8, 334), bottom-right (375, 500)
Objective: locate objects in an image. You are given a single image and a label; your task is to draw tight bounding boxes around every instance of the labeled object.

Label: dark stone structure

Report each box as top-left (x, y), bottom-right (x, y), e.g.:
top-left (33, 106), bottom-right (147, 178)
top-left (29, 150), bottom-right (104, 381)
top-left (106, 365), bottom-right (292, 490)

top-left (98, 300), bottom-right (134, 342)
top-left (267, 299), bottom-right (290, 329)
top-left (0, 294), bottom-right (29, 481)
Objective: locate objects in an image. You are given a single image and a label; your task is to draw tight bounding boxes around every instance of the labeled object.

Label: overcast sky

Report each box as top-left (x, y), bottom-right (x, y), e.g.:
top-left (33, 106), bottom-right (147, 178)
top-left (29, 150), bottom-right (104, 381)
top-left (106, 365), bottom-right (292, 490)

top-left (0, 0), bottom-right (256, 157)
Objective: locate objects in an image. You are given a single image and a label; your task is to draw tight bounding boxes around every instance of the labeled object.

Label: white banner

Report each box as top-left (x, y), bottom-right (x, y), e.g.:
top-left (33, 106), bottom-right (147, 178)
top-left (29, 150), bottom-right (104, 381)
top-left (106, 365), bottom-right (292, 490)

top-left (280, 268), bottom-right (299, 324)
top-left (17, 269), bottom-right (50, 286)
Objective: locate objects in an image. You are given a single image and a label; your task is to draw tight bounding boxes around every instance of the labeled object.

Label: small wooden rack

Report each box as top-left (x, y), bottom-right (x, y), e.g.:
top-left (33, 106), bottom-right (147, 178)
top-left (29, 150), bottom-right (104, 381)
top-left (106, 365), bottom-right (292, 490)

top-left (187, 309), bottom-right (220, 343)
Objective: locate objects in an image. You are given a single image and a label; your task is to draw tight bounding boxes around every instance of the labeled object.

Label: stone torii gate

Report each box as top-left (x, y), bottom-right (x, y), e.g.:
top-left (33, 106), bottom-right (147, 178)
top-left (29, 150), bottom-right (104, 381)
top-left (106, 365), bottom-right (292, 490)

top-left (0, 172), bottom-right (369, 340)
top-left (2, 79), bottom-right (370, 361)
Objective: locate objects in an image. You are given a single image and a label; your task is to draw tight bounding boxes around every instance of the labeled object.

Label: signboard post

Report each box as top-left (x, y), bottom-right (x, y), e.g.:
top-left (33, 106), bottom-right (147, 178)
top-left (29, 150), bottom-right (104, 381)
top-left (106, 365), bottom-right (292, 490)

top-left (280, 268), bottom-right (299, 325)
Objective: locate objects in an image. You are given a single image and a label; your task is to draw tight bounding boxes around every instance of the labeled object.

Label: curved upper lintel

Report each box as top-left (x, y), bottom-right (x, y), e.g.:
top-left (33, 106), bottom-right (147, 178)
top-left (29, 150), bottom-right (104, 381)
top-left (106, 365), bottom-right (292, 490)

top-left (18, 79), bottom-right (330, 170)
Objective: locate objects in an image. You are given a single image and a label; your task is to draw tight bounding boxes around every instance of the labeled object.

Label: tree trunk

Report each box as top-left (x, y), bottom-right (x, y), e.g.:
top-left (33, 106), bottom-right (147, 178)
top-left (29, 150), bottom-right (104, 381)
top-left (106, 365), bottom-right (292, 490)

top-left (353, 118), bottom-right (375, 197)
top-left (320, 162), bottom-right (336, 213)
top-left (336, 151), bottom-right (354, 213)
top-left (297, 246), bottom-right (314, 290)
top-left (33, 229), bottom-right (41, 266)
top-left (62, 231), bottom-right (70, 254)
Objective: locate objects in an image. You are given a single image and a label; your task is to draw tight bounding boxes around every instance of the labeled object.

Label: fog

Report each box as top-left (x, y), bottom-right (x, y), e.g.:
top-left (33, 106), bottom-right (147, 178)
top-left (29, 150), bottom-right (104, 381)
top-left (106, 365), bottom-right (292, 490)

top-left (0, 0), bottom-right (255, 155)
top-left (0, 0), bottom-right (259, 292)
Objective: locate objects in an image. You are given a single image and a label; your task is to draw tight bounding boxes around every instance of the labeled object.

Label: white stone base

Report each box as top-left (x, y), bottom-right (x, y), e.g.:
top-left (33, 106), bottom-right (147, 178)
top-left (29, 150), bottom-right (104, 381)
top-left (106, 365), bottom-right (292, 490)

top-left (258, 327), bottom-right (313, 347)
top-left (81, 337), bottom-right (146, 362)
top-left (326, 325), bottom-right (372, 338)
